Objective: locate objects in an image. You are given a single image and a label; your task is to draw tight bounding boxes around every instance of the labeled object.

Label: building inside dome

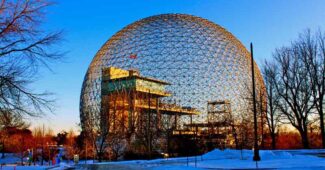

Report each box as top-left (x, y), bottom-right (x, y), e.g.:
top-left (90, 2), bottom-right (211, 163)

top-left (80, 14), bottom-right (265, 159)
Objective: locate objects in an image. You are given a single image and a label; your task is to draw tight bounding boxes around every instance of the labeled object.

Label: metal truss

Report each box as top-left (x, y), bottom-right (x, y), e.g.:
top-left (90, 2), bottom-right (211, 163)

top-left (80, 14), bottom-right (265, 151)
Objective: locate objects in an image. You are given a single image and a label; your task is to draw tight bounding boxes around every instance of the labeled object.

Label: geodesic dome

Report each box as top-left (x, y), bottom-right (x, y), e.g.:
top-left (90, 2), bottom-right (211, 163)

top-left (80, 14), bottom-right (265, 130)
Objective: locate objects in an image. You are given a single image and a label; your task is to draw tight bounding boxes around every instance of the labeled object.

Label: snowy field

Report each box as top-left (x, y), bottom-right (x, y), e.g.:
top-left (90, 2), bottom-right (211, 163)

top-left (1, 149), bottom-right (325, 169)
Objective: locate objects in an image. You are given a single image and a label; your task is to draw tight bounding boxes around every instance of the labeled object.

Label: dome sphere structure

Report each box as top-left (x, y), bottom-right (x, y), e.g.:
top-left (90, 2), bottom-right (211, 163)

top-left (80, 14), bottom-right (265, 132)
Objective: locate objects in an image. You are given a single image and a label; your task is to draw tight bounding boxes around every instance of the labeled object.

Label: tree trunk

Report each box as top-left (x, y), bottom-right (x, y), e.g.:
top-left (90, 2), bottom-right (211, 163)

top-left (98, 151), bottom-right (103, 162)
top-left (232, 126), bottom-right (239, 149)
top-left (1, 141), bottom-right (4, 158)
top-left (320, 104), bottom-right (325, 148)
top-left (271, 132), bottom-right (276, 150)
top-left (261, 117), bottom-right (265, 149)
top-left (299, 129), bottom-right (309, 149)
top-left (21, 136), bottom-right (24, 165)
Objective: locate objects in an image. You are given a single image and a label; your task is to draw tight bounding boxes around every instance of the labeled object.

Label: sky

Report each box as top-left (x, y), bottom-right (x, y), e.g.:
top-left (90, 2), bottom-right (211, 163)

top-left (29, 0), bottom-right (325, 133)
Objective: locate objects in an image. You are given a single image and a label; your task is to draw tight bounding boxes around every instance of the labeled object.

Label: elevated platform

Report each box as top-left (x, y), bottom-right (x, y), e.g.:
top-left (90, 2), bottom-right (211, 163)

top-left (141, 104), bottom-right (200, 115)
top-left (102, 67), bottom-right (171, 97)
top-left (104, 100), bottom-right (200, 115)
top-left (172, 130), bottom-right (227, 139)
top-left (207, 100), bottom-right (231, 105)
top-left (184, 122), bottom-right (231, 128)
top-left (101, 67), bottom-right (200, 116)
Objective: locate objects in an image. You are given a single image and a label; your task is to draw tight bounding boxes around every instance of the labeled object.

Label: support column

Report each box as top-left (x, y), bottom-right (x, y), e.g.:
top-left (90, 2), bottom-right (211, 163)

top-left (147, 91), bottom-right (152, 159)
top-left (156, 97), bottom-right (161, 130)
top-left (100, 94), bottom-right (109, 134)
top-left (128, 90), bottom-right (136, 133)
top-left (174, 114), bottom-right (178, 130)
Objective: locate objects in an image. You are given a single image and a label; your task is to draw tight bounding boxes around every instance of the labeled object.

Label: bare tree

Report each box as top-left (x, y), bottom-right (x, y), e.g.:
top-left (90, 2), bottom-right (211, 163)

top-left (271, 42), bottom-right (315, 148)
top-left (0, 110), bottom-right (30, 129)
top-left (107, 133), bottom-right (125, 160)
top-left (0, 109), bottom-right (30, 158)
top-left (82, 109), bottom-right (109, 162)
top-left (240, 77), bottom-right (266, 150)
top-left (0, 0), bottom-right (62, 118)
top-left (262, 61), bottom-right (281, 149)
top-left (315, 31), bottom-right (325, 148)
top-left (298, 30), bottom-right (325, 148)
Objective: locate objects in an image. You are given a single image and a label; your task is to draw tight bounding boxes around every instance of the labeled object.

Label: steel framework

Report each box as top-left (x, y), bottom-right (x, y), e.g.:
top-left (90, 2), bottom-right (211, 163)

top-left (80, 14), bottom-right (265, 155)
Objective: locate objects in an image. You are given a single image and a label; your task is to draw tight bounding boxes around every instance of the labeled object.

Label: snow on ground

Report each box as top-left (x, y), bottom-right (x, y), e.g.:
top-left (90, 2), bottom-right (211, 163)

top-left (0, 153), bottom-right (21, 164)
top-left (195, 149), bottom-right (325, 169)
top-left (108, 149), bottom-right (325, 170)
top-left (1, 166), bottom-right (49, 170)
top-left (1, 149), bottom-right (325, 169)
top-left (0, 153), bottom-right (64, 170)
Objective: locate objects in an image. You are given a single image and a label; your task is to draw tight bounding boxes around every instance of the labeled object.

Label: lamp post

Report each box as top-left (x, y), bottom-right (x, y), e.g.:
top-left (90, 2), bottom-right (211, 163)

top-left (250, 43), bottom-right (260, 161)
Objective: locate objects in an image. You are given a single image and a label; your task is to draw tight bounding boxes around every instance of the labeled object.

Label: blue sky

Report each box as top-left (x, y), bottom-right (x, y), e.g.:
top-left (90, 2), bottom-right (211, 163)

top-left (30, 0), bottom-right (325, 133)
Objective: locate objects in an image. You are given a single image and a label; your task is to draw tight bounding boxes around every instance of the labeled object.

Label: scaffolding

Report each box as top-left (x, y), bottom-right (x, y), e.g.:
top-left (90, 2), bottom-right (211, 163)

top-left (180, 100), bottom-right (233, 150)
top-left (101, 67), bottom-right (200, 154)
